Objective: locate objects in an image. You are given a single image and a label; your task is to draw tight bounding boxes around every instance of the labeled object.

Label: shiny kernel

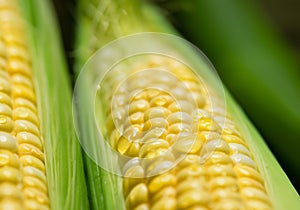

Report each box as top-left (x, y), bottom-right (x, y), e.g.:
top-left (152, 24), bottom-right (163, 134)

top-left (139, 139), bottom-right (169, 158)
top-left (14, 120), bottom-right (40, 136)
top-left (168, 123), bottom-right (191, 134)
top-left (0, 92), bottom-right (11, 106)
top-left (126, 183), bottom-right (148, 209)
top-left (23, 188), bottom-right (49, 205)
top-left (13, 98), bottom-right (37, 112)
top-left (141, 128), bottom-right (167, 143)
top-left (241, 187), bottom-right (270, 203)
top-left (168, 101), bottom-right (194, 114)
top-left (204, 152), bottom-right (232, 166)
top-left (124, 124), bottom-right (142, 140)
top-left (151, 186), bottom-right (176, 203)
top-left (183, 81), bottom-right (201, 92)
top-left (12, 84), bottom-right (36, 103)
top-left (125, 142), bottom-right (140, 157)
top-left (150, 95), bottom-right (173, 107)
top-left (129, 99), bottom-right (149, 114)
top-left (7, 45), bottom-right (30, 61)
top-left (165, 133), bottom-right (177, 144)
top-left (0, 103), bottom-right (12, 116)
top-left (192, 109), bottom-right (211, 121)
top-left (0, 166), bottom-right (22, 183)
top-left (234, 165), bottom-right (264, 184)
top-left (146, 89), bottom-right (161, 99)
top-left (167, 112), bottom-right (192, 125)
top-left (18, 143), bottom-right (44, 161)
top-left (200, 131), bottom-right (220, 142)
top-left (207, 164), bottom-right (236, 177)
top-left (128, 112), bottom-right (144, 125)
top-left (195, 118), bottom-right (220, 132)
top-left (144, 118), bottom-right (168, 131)
top-left (171, 66), bottom-right (195, 81)
top-left (222, 125), bottom-right (241, 137)
top-left (0, 132), bottom-right (17, 151)
top-left (148, 173), bottom-right (176, 194)
top-left (173, 134), bottom-right (203, 154)
top-left (177, 155), bottom-right (200, 167)
top-left (7, 59), bottom-right (31, 77)
top-left (143, 155), bottom-right (174, 174)
top-left (0, 150), bottom-right (19, 168)
top-left (0, 115), bottom-right (13, 132)
top-left (228, 143), bottom-right (251, 156)
top-left (177, 191), bottom-right (210, 209)
top-left (0, 183), bottom-right (23, 199)
top-left (211, 188), bottom-right (241, 201)
top-left (143, 148), bottom-right (170, 160)
top-left (177, 165), bottom-right (206, 181)
top-left (23, 176), bottom-right (47, 193)
top-left (16, 132), bottom-right (42, 150)
top-left (117, 136), bottom-right (132, 155)
top-left (23, 166), bottom-right (46, 183)
top-left (151, 197), bottom-right (176, 210)
top-left (209, 176), bottom-right (238, 190)
top-left (144, 107), bottom-right (170, 122)
top-left (13, 106), bottom-right (39, 126)
top-left (19, 155), bottom-right (45, 173)
top-left (177, 179), bottom-right (204, 195)
top-left (238, 177), bottom-right (266, 191)
top-left (201, 139), bottom-right (230, 155)
top-left (132, 90), bottom-right (148, 101)
top-left (231, 153), bottom-right (257, 169)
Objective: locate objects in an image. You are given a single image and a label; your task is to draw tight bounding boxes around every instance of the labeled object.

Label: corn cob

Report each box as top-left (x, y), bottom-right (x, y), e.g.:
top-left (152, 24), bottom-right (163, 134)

top-left (0, 0), bottom-right (88, 209)
top-left (74, 0), bottom-right (300, 209)
top-left (97, 55), bottom-right (272, 210)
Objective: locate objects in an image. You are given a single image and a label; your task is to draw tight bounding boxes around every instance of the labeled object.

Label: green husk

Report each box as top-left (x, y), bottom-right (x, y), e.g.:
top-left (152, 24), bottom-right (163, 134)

top-left (18, 1), bottom-right (89, 209)
top-left (74, 0), bottom-right (299, 209)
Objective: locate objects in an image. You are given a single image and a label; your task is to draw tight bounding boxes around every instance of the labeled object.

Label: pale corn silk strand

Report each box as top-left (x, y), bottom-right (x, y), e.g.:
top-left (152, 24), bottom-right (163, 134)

top-left (99, 54), bottom-right (272, 210)
top-left (0, 0), bottom-right (50, 209)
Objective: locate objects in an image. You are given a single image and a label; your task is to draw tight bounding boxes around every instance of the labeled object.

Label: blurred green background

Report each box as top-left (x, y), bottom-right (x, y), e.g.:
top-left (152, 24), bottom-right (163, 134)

top-left (51, 0), bottom-right (300, 192)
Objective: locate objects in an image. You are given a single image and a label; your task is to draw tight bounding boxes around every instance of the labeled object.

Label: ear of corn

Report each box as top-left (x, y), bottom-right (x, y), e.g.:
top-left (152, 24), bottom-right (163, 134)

top-left (74, 0), bottom-right (299, 210)
top-left (0, 0), bottom-right (89, 209)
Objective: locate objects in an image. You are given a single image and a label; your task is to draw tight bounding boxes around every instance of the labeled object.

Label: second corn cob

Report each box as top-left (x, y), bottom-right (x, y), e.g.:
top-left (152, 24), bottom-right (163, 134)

top-left (74, 0), bottom-right (300, 209)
